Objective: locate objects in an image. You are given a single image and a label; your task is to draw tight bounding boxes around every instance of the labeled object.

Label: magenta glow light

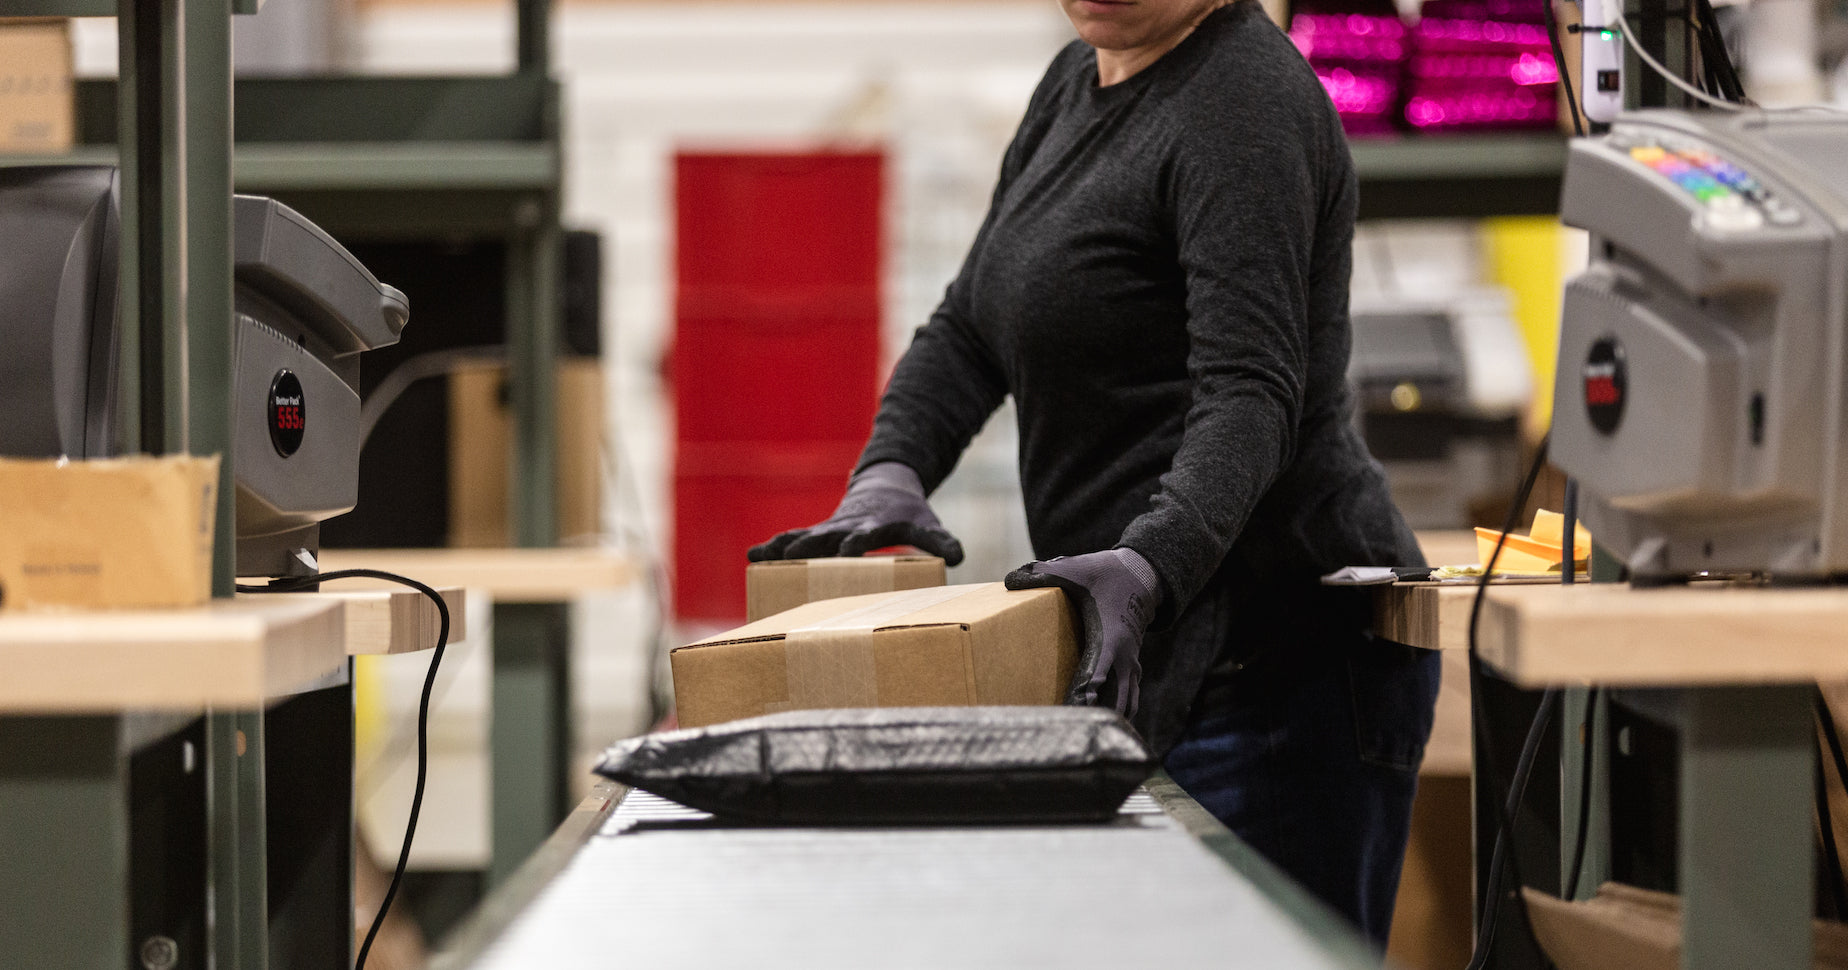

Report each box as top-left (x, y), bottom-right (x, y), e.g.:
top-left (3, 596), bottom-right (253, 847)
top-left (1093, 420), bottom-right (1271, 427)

top-left (1289, 11), bottom-right (1409, 39)
top-left (1402, 0), bottom-right (1559, 131)
top-left (1288, 10), bottom-right (1409, 136)
top-left (1414, 17), bottom-right (1552, 48)
top-left (1410, 51), bottom-right (1559, 85)
top-left (1405, 87), bottom-right (1554, 128)
top-left (1319, 67), bottom-right (1399, 115)
top-left (1290, 12), bottom-right (1408, 61)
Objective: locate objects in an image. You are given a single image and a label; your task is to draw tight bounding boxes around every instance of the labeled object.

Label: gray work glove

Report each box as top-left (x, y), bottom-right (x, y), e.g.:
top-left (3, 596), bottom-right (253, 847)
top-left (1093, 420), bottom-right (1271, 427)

top-left (748, 461), bottom-right (966, 565)
top-left (1004, 547), bottom-right (1162, 716)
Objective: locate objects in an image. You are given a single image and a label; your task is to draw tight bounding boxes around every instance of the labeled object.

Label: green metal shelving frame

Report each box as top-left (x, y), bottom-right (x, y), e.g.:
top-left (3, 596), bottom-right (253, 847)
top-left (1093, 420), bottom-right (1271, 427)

top-left (1350, 131), bottom-right (1568, 219)
top-left (0, 0), bottom-right (568, 962)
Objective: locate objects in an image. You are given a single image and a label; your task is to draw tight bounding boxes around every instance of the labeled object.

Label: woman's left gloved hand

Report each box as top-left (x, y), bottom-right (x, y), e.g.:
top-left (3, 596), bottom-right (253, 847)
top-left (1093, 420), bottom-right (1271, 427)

top-left (1004, 547), bottom-right (1163, 716)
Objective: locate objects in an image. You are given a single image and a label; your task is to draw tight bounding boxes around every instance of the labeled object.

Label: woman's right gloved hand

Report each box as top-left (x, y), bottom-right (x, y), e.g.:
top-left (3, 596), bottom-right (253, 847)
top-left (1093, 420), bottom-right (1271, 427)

top-left (747, 461), bottom-right (966, 565)
top-left (1004, 547), bottom-right (1162, 716)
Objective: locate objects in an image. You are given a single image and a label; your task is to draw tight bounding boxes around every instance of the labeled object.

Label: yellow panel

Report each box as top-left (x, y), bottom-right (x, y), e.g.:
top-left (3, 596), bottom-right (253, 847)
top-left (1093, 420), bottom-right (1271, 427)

top-left (1482, 215), bottom-right (1563, 431)
top-left (355, 654), bottom-right (385, 760)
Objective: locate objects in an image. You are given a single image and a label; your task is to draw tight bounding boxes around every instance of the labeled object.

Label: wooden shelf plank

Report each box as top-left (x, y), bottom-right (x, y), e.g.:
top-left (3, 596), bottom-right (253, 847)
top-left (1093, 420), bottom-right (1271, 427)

top-left (235, 587), bottom-right (466, 656)
top-left (316, 548), bottom-right (637, 603)
top-left (0, 597), bottom-right (344, 712)
top-left (328, 586), bottom-right (467, 655)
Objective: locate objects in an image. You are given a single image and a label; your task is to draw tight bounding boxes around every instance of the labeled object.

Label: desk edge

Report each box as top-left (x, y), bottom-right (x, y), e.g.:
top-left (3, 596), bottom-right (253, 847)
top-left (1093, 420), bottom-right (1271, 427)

top-left (1145, 773), bottom-right (1382, 970)
top-left (428, 779), bottom-right (625, 970)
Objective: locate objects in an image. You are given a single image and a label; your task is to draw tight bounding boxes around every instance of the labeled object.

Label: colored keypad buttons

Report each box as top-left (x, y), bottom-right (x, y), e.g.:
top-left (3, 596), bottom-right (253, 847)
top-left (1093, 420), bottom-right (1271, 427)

top-left (1623, 139), bottom-right (1798, 225)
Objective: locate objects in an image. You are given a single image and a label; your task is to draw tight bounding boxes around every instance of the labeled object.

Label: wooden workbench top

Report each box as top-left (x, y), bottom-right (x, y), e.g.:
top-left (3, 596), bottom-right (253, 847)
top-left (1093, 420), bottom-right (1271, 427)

top-left (1471, 581), bottom-right (1848, 687)
top-left (1375, 582), bottom-right (1476, 653)
top-left (316, 548), bottom-right (636, 603)
top-left (1373, 580), bottom-right (1564, 653)
top-left (0, 597), bottom-right (346, 713)
top-left (1372, 529), bottom-right (1521, 653)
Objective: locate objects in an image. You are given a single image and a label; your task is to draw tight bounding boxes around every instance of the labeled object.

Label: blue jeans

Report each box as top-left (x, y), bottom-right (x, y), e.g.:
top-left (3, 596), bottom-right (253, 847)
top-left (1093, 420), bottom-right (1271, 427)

top-left (1163, 634), bottom-right (1440, 948)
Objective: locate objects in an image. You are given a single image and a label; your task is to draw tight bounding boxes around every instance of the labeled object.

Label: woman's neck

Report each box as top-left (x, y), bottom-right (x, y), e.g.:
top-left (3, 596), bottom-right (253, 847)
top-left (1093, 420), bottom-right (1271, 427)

top-left (1094, 0), bottom-right (1230, 86)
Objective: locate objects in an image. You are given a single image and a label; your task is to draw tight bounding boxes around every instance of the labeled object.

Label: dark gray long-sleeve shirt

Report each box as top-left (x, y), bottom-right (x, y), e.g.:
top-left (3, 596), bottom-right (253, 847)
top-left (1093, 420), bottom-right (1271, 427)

top-left (858, 0), bottom-right (1420, 749)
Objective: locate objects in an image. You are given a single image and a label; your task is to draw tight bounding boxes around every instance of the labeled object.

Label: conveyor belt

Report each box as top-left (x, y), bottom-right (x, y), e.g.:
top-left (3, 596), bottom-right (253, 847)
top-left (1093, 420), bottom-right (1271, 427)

top-left (465, 786), bottom-right (1374, 969)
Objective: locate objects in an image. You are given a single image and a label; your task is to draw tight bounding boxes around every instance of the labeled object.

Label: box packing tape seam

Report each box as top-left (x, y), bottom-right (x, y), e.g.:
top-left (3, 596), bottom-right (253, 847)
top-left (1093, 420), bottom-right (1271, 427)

top-left (805, 556), bottom-right (898, 601)
top-left (781, 584), bottom-right (974, 708)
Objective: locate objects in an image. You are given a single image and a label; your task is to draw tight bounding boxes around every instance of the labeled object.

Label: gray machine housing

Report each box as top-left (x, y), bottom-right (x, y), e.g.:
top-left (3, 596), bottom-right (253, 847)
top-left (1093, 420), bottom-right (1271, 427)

top-left (1552, 110), bottom-right (1848, 580)
top-left (1349, 297), bottom-right (1530, 529)
top-left (231, 195), bottom-right (409, 576)
top-left (0, 167), bottom-right (123, 460)
top-left (0, 166), bottom-right (408, 578)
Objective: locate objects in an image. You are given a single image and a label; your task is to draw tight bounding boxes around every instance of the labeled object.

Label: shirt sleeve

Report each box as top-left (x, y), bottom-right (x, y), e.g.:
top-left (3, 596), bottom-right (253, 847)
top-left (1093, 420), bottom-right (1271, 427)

top-left (853, 218), bottom-right (1011, 493)
top-left (1117, 104), bottom-right (1354, 621)
top-left (855, 49), bottom-right (1083, 493)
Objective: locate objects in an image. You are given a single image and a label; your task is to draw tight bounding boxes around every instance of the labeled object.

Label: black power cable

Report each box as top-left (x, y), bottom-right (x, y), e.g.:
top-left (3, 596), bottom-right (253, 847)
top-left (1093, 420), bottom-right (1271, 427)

top-left (238, 568), bottom-right (450, 970)
top-left (1814, 724), bottom-right (1848, 921)
top-left (1544, 0), bottom-right (1597, 918)
top-left (1459, 8), bottom-right (1605, 963)
top-left (1814, 692), bottom-right (1848, 917)
top-left (1561, 687), bottom-right (1600, 901)
top-left (1818, 692), bottom-right (1848, 806)
top-left (1630, 3), bottom-right (1745, 102)
top-left (1542, 0), bottom-right (1586, 137)
top-left (1466, 688), bottom-right (1560, 969)
top-left (1463, 434), bottom-right (1554, 970)
top-left (1687, 0), bottom-right (1747, 101)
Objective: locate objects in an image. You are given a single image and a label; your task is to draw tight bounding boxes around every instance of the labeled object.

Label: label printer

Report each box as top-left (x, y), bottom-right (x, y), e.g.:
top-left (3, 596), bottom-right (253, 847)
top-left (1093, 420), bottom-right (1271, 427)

top-left (1552, 111), bottom-right (1848, 581)
top-left (0, 166), bottom-right (407, 578)
top-left (1348, 295), bottom-right (1532, 529)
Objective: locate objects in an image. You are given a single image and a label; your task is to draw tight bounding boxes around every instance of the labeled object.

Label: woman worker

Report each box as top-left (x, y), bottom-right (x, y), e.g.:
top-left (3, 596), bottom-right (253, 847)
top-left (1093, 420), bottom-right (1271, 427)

top-left (749, 0), bottom-right (1439, 945)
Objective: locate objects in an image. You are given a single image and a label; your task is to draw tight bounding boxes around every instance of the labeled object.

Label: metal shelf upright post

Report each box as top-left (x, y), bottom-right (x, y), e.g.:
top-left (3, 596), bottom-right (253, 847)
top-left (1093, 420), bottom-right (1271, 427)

top-left (0, 0), bottom-right (246, 963)
top-left (489, 0), bottom-right (570, 886)
top-left (0, 0), bottom-right (376, 966)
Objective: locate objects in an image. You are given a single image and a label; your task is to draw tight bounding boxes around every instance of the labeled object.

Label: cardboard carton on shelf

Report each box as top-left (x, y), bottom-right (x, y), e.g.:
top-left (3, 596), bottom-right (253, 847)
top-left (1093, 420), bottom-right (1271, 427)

top-left (448, 356), bottom-right (604, 548)
top-left (672, 582), bottom-right (1077, 728)
top-left (0, 19), bottom-right (73, 155)
top-left (1524, 882), bottom-right (1848, 970)
top-left (0, 455), bottom-right (219, 611)
top-left (745, 554), bottom-right (946, 622)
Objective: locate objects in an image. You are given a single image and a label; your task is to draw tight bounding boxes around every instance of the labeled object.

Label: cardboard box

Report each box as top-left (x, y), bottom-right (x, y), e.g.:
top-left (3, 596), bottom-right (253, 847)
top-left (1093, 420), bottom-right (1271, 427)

top-left (1386, 775), bottom-right (1473, 970)
top-left (0, 20), bottom-right (74, 154)
top-left (0, 455), bottom-right (220, 611)
top-left (671, 582), bottom-right (1077, 728)
top-left (448, 356), bottom-right (603, 547)
top-left (1385, 650), bottom-right (1475, 969)
top-left (745, 555), bottom-right (946, 622)
top-left (1524, 882), bottom-right (1848, 970)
